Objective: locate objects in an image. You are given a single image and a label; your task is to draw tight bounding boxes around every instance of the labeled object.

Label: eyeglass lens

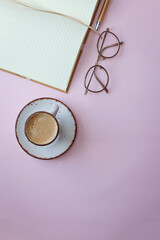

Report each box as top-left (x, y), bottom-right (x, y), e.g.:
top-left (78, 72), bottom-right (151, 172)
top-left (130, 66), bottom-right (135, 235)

top-left (97, 29), bottom-right (121, 59)
top-left (84, 65), bottom-right (109, 93)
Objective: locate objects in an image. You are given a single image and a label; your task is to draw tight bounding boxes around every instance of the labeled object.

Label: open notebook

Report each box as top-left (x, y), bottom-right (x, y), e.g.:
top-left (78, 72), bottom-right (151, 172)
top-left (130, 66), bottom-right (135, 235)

top-left (0, 0), bottom-right (100, 92)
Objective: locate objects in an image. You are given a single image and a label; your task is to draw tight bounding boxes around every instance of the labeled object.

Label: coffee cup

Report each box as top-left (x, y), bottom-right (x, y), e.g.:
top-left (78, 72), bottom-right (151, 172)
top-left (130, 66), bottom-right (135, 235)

top-left (25, 104), bottom-right (59, 146)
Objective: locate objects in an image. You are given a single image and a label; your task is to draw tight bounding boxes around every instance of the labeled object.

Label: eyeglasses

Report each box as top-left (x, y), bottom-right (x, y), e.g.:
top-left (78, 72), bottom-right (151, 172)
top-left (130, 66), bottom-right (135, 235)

top-left (84, 28), bottom-right (123, 94)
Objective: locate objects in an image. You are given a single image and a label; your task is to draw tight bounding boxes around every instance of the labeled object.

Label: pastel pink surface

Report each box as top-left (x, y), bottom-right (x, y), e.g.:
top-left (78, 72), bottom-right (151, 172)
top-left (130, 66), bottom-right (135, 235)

top-left (0, 0), bottom-right (160, 239)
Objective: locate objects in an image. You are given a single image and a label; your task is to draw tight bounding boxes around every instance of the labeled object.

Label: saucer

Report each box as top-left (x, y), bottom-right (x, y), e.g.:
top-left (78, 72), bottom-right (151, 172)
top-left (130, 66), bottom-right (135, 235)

top-left (15, 98), bottom-right (77, 160)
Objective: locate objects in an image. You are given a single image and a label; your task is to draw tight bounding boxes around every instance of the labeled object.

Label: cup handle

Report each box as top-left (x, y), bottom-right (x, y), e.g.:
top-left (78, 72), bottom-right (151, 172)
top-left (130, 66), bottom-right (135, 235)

top-left (50, 103), bottom-right (59, 117)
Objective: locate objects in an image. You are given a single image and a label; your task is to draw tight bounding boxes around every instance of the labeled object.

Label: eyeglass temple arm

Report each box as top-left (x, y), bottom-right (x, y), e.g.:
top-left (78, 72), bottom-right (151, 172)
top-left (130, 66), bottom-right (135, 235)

top-left (94, 42), bottom-right (123, 91)
top-left (94, 42), bottom-right (123, 92)
top-left (97, 42), bottom-right (123, 61)
top-left (103, 41), bottom-right (123, 50)
top-left (94, 71), bottom-right (108, 93)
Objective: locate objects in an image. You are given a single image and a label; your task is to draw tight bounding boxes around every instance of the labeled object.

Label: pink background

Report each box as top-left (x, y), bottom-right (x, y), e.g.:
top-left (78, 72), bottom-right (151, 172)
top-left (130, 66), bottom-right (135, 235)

top-left (0, 0), bottom-right (160, 239)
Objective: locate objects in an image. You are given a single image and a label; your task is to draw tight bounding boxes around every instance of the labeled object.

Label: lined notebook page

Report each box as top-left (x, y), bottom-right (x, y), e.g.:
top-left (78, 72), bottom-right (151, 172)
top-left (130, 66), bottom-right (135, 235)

top-left (0, 0), bottom-right (98, 91)
top-left (18, 0), bottom-right (99, 25)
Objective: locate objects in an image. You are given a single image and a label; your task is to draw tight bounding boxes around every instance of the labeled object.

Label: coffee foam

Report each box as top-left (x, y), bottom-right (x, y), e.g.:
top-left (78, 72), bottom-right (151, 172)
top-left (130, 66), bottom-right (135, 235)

top-left (26, 112), bottom-right (58, 145)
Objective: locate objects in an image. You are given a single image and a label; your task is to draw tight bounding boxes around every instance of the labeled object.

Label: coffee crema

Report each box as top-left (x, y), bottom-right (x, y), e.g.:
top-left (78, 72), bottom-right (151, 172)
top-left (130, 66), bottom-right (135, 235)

top-left (25, 112), bottom-right (58, 145)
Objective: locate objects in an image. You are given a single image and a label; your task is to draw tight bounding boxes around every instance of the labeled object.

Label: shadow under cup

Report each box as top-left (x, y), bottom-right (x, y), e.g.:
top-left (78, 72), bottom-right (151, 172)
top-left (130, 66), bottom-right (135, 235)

top-left (25, 111), bottom-right (59, 146)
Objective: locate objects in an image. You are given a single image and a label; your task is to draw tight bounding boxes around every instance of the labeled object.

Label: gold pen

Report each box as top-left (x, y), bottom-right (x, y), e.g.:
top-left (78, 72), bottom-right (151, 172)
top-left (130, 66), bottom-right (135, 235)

top-left (96, 0), bottom-right (110, 30)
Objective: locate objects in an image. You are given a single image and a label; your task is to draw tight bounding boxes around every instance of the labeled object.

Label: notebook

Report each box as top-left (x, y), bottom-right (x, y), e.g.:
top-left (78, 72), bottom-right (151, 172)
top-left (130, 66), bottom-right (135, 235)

top-left (0, 0), bottom-right (100, 92)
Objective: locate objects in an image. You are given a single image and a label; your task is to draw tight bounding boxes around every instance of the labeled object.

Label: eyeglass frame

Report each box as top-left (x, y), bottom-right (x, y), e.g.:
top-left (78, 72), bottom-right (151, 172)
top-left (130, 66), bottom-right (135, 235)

top-left (84, 28), bottom-right (123, 94)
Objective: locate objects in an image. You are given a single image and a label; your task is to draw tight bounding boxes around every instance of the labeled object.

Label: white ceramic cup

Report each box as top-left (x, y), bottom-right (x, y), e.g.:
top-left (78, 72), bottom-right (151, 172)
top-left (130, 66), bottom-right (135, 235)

top-left (25, 104), bottom-right (59, 146)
